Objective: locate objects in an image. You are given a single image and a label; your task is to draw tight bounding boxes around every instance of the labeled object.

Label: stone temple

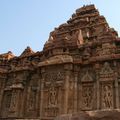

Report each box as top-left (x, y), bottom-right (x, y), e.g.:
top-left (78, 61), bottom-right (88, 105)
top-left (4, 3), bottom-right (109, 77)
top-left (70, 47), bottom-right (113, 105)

top-left (0, 4), bottom-right (120, 120)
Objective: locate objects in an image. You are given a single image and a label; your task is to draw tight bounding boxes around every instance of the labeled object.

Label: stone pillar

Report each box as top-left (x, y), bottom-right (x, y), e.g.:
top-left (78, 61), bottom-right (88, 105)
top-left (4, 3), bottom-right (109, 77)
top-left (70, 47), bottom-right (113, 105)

top-left (64, 64), bottom-right (73, 114)
top-left (115, 72), bottom-right (119, 109)
top-left (39, 67), bottom-right (45, 120)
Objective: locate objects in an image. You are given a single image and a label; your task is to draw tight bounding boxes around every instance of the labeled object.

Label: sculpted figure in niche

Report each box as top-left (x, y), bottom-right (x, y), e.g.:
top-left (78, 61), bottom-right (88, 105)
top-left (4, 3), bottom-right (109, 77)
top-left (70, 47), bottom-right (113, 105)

top-left (102, 84), bottom-right (113, 109)
top-left (82, 87), bottom-right (93, 109)
top-left (28, 88), bottom-right (36, 110)
top-left (10, 91), bottom-right (17, 111)
top-left (48, 85), bottom-right (57, 107)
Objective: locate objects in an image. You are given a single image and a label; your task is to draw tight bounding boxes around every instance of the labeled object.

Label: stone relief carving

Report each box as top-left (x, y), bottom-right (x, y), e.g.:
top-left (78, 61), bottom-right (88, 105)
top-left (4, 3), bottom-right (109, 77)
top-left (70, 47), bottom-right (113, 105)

top-left (96, 43), bottom-right (116, 56)
top-left (10, 90), bottom-right (17, 111)
top-left (44, 84), bottom-right (59, 117)
top-left (99, 62), bottom-right (114, 81)
top-left (80, 69), bottom-right (94, 110)
top-left (102, 84), bottom-right (113, 109)
top-left (44, 71), bottom-right (64, 117)
top-left (45, 71), bottom-right (64, 85)
top-left (48, 85), bottom-right (57, 107)
top-left (82, 85), bottom-right (93, 109)
top-left (81, 70), bottom-right (93, 82)
top-left (100, 62), bottom-right (113, 75)
top-left (1, 4), bottom-right (120, 119)
top-left (28, 87), bottom-right (37, 111)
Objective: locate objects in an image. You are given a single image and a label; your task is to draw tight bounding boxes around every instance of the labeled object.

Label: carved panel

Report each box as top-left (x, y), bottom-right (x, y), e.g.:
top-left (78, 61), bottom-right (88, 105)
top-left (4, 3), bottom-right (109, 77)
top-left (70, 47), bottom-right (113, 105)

top-left (9, 90), bottom-right (18, 112)
top-left (44, 83), bottom-right (59, 117)
top-left (28, 87), bottom-right (37, 111)
top-left (48, 84), bottom-right (58, 107)
top-left (43, 70), bottom-right (65, 117)
top-left (45, 71), bottom-right (64, 84)
top-left (101, 83), bottom-right (114, 109)
top-left (26, 73), bottom-right (39, 114)
top-left (78, 68), bottom-right (95, 110)
top-left (81, 84), bottom-right (94, 110)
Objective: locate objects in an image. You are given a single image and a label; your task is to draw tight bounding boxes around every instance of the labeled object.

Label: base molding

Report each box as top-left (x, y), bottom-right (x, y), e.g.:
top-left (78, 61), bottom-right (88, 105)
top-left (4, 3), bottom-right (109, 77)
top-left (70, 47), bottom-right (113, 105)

top-left (1, 110), bottom-right (120, 120)
top-left (55, 110), bottom-right (120, 120)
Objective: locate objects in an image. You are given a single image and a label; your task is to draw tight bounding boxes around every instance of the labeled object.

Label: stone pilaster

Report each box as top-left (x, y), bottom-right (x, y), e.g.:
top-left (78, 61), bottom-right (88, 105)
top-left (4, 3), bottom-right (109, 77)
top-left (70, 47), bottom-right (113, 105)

top-left (20, 83), bottom-right (27, 117)
top-left (15, 71), bottom-right (30, 118)
top-left (39, 67), bottom-right (45, 120)
top-left (73, 65), bottom-right (79, 113)
top-left (64, 64), bottom-right (73, 114)
top-left (96, 78), bottom-right (100, 109)
top-left (36, 69), bottom-right (41, 117)
top-left (95, 64), bottom-right (100, 110)
top-left (115, 72), bottom-right (119, 109)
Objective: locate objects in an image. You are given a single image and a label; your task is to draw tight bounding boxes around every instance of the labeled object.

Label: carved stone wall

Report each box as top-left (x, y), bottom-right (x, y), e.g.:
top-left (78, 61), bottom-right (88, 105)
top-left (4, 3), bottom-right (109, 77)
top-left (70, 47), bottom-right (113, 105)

top-left (78, 67), bottom-right (96, 111)
top-left (40, 65), bottom-right (65, 119)
top-left (0, 4), bottom-right (120, 120)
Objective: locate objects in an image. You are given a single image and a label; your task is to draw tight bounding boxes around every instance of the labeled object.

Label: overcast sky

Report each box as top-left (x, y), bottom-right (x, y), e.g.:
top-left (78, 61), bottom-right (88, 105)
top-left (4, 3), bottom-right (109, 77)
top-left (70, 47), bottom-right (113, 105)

top-left (0, 0), bottom-right (120, 56)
